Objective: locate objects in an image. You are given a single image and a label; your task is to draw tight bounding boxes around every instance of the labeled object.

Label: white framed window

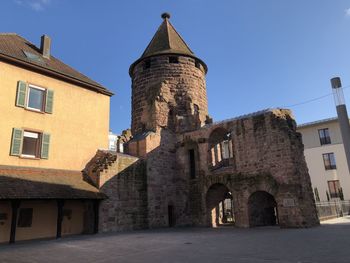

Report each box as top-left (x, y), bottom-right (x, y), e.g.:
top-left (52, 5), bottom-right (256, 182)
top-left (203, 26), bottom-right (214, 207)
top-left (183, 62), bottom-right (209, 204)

top-left (16, 81), bottom-right (54, 114)
top-left (21, 131), bottom-right (41, 158)
top-left (26, 85), bottom-right (46, 112)
top-left (10, 128), bottom-right (51, 159)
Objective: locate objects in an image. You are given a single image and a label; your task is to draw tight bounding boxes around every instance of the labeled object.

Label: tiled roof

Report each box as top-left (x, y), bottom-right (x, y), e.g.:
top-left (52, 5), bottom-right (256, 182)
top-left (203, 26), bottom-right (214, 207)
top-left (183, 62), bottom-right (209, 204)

top-left (0, 33), bottom-right (113, 96)
top-left (0, 165), bottom-right (105, 200)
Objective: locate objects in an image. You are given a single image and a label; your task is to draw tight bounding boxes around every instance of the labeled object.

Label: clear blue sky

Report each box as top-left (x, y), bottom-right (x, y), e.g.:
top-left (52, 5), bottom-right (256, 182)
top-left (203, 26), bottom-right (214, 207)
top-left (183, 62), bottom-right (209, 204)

top-left (2, 0), bottom-right (350, 134)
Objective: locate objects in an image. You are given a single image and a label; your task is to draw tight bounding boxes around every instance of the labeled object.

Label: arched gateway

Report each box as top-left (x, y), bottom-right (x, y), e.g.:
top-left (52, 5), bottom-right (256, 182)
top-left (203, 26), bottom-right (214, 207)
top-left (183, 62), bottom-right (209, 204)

top-left (206, 183), bottom-right (234, 227)
top-left (248, 191), bottom-right (278, 227)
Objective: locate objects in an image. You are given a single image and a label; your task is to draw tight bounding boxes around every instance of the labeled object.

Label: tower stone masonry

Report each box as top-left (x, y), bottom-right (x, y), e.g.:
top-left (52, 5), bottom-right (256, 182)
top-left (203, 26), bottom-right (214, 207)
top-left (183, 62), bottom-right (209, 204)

top-left (85, 13), bottom-right (319, 232)
top-left (129, 14), bottom-right (208, 135)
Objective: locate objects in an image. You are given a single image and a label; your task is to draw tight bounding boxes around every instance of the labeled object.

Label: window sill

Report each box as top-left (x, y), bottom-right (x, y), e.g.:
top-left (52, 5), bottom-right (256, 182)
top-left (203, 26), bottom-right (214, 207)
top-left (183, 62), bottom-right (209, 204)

top-left (24, 107), bottom-right (45, 114)
top-left (20, 155), bottom-right (41, 160)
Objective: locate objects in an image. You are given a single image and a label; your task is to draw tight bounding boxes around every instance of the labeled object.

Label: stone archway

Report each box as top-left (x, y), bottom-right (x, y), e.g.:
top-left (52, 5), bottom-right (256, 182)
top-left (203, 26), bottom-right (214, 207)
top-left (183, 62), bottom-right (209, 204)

top-left (208, 128), bottom-right (233, 170)
top-left (206, 183), bottom-right (234, 227)
top-left (248, 191), bottom-right (278, 227)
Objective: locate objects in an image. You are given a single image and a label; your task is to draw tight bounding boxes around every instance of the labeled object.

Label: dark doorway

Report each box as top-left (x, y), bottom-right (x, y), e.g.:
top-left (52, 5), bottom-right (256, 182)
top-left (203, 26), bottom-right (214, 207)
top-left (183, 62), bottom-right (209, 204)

top-left (248, 191), bottom-right (278, 227)
top-left (168, 205), bottom-right (175, 227)
top-left (189, 149), bottom-right (196, 179)
top-left (206, 183), bottom-right (234, 227)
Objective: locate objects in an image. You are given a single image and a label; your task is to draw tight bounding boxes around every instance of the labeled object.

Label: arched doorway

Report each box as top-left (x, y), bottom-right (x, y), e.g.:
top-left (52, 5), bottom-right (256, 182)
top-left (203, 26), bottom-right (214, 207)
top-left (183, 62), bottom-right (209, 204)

top-left (248, 191), bottom-right (278, 227)
top-left (206, 183), bottom-right (234, 227)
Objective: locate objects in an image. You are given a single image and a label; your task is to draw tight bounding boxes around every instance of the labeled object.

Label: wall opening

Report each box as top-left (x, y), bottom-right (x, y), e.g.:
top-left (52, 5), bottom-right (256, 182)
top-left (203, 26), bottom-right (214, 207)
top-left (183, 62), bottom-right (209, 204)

top-left (195, 60), bottom-right (201, 69)
top-left (206, 183), bottom-right (235, 227)
top-left (189, 149), bottom-right (196, 179)
top-left (208, 128), bottom-right (233, 170)
top-left (193, 104), bottom-right (199, 115)
top-left (168, 205), bottom-right (175, 227)
top-left (143, 59), bottom-right (151, 69)
top-left (248, 191), bottom-right (278, 227)
top-left (169, 56), bottom-right (179, 64)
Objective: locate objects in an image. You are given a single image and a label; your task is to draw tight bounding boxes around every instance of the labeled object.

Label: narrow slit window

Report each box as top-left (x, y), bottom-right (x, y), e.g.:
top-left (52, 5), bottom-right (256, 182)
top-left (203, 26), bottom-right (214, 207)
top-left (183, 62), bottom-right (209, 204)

top-left (144, 60), bottom-right (151, 69)
top-left (195, 60), bottom-right (201, 69)
top-left (193, 104), bottom-right (199, 115)
top-left (189, 149), bottom-right (196, 179)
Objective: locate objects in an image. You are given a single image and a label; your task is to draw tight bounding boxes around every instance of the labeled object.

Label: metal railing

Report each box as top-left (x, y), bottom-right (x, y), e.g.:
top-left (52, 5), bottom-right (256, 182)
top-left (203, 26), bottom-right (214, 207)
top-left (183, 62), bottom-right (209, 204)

top-left (315, 200), bottom-right (350, 221)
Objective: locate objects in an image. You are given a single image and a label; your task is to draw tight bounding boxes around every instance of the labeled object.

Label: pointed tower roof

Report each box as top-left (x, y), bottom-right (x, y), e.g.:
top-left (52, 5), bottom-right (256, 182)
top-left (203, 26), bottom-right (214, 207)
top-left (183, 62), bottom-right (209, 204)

top-left (141, 13), bottom-right (194, 58)
top-left (129, 13), bottom-right (207, 76)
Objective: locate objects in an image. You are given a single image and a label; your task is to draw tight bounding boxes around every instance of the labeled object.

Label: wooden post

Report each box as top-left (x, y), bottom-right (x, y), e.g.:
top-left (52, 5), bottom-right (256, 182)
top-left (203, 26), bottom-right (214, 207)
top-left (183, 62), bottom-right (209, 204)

top-left (9, 200), bottom-right (20, 244)
top-left (56, 200), bottom-right (64, 238)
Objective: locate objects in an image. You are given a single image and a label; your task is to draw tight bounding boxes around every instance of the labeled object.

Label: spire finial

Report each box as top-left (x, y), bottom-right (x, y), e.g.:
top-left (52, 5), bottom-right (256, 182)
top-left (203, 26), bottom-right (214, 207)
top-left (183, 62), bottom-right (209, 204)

top-left (161, 12), bottom-right (171, 20)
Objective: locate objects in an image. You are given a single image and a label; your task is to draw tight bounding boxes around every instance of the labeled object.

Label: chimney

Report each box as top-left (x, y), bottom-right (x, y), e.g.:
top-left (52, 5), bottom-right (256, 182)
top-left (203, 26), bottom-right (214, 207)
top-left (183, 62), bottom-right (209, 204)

top-left (40, 35), bottom-right (51, 59)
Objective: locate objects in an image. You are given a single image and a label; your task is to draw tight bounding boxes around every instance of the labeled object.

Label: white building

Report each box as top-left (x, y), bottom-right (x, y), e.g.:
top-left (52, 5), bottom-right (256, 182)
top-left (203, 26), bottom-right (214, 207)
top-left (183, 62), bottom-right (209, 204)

top-left (108, 131), bottom-right (118, 152)
top-left (297, 117), bottom-right (350, 201)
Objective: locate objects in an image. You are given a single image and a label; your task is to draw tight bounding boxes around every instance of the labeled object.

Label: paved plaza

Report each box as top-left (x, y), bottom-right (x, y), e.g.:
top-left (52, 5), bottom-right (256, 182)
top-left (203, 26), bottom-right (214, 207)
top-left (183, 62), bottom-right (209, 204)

top-left (0, 217), bottom-right (349, 263)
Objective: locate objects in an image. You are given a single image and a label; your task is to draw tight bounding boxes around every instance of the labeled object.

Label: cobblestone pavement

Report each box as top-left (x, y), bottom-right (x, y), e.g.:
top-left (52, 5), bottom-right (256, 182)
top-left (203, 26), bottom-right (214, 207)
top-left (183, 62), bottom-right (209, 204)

top-left (0, 217), bottom-right (349, 263)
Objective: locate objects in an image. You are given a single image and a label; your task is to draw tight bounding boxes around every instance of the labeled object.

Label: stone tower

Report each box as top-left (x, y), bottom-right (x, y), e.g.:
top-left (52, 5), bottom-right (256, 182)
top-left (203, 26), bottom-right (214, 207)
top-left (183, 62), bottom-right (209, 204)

top-left (126, 13), bottom-right (211, 227)
top-left (129, 13), bottom-right (209, 135)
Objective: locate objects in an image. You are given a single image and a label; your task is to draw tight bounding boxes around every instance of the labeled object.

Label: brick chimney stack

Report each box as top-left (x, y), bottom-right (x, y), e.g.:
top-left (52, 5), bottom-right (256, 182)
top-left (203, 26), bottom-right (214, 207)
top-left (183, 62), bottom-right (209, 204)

top-left (40, 34), bottom-right (51, 59)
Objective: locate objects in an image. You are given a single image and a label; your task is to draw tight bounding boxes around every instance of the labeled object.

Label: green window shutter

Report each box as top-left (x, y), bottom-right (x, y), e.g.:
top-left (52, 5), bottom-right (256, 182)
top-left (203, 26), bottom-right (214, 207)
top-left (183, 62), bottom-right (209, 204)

top-left (45, 89), bottom-right (54, 114)
top-left (16, 81), bottom-right (27, 107)
top-left (41, 133), bottom-right (50, 159)
top-left (10, 128), bottom-right (23, 156)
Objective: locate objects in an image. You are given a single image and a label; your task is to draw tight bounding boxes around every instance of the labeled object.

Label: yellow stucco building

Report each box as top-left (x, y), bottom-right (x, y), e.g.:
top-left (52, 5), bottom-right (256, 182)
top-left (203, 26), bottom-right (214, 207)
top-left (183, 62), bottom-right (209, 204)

top-left (0, 33), bottom-right (112, 243)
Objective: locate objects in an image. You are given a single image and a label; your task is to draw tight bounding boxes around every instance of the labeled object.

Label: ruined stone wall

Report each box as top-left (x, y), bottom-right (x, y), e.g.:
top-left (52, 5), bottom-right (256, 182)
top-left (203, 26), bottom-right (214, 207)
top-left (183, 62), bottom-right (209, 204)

top-left (85, 152), bottom-right (148, 232)
top-left (144, 128), bottom-right (179, 228)
top-left (176, 109), bottom-right (319, 228)
top-left (131, 55), bottom-right (208, 135)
